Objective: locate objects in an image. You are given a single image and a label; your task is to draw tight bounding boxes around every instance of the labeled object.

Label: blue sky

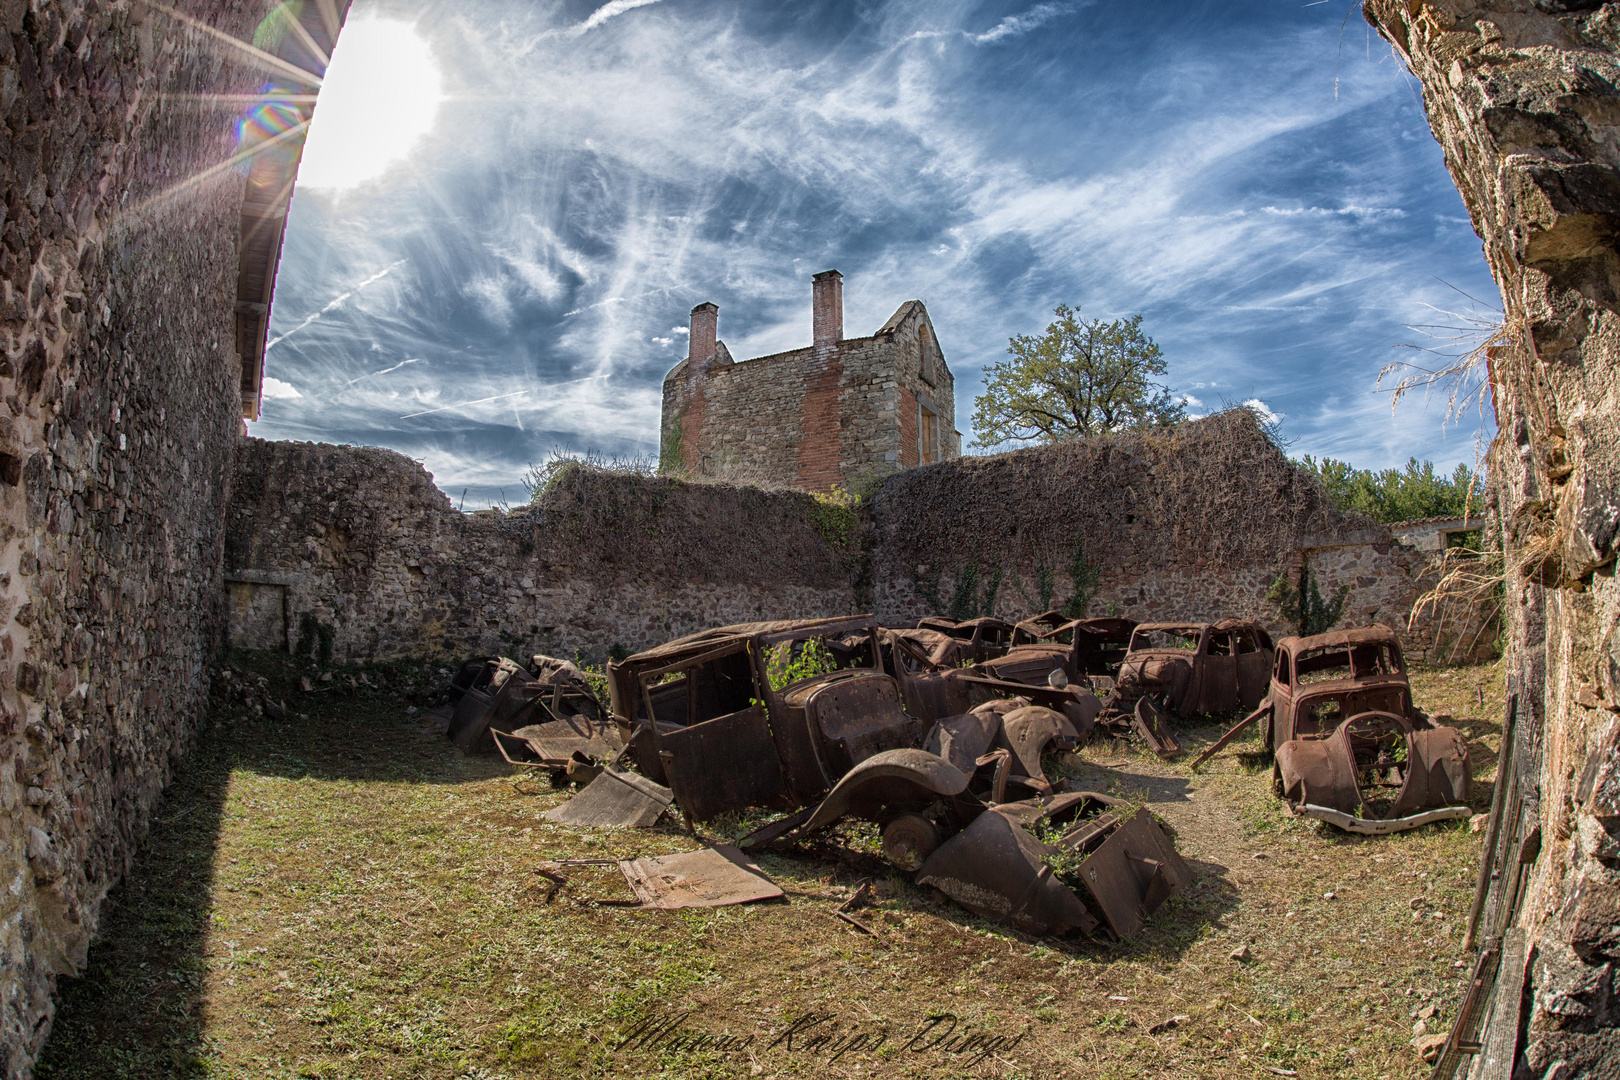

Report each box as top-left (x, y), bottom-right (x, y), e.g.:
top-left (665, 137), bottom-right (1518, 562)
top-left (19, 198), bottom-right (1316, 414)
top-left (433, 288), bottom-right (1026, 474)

top-left (251, 0), bottom-right (1501, 507)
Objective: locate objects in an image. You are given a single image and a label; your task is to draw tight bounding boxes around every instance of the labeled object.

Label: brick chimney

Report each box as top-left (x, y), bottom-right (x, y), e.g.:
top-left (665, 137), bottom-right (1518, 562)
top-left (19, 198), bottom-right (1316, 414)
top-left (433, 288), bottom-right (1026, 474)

top-left (688, 301), bottom-right (718, 367)
top-left (812, 270), bottom-right (843, 346)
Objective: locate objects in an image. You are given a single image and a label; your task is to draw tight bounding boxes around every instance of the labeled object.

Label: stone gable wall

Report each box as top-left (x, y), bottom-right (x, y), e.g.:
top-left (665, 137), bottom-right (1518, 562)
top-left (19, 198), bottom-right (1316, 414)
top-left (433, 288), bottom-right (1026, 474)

top-left (660, 303), bottom-right (959, 493)
top-left (0, 0), bottom-right (280, 1072)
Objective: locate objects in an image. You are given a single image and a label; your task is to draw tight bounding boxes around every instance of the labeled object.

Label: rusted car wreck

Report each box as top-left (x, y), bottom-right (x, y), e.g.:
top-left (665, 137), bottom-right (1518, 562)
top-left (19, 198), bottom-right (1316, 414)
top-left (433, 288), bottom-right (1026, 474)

top-left (515, 614), bottom-right (1194, 940)
top-left (1198, 625), bottom-right (1472, 833)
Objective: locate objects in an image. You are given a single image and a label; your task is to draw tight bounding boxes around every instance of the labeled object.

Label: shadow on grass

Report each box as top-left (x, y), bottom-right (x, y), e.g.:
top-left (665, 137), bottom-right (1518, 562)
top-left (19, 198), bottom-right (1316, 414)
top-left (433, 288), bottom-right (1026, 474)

top-left (34, 656), bottom-right (505, 1077)
top-left (34, 721), bottom-right (231, 1080)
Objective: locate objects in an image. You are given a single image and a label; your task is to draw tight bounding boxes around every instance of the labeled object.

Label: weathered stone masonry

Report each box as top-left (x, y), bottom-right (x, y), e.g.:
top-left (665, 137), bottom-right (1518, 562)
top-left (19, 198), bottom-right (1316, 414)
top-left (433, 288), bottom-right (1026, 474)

top-left (0, 1), bottom-right (345, 1074)
top-left (866, 408), bottom-right (1487, 664)
top-left (660, 270), bottom-right (961, 493)
top-left (229, 411), bottom-right (1488, 671)
top-left (224, 438), bottom-right (859, 663)
top-left (1364, 4), bottom-right (1620, 1075)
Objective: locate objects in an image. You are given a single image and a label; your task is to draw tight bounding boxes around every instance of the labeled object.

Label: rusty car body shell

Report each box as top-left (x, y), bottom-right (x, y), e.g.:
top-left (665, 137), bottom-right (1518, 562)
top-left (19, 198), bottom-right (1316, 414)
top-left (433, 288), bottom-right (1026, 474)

top-left (1010, 613), bottom-right (1138, 677)
top-left (915, 616), bottom-right (1016, 664)
top-left (1115, 620), bottom-right (1274, 716)
top-left (606, 616), bottom-right (921, 822)
top-left (1263, 624), bottom-right (1419, 750)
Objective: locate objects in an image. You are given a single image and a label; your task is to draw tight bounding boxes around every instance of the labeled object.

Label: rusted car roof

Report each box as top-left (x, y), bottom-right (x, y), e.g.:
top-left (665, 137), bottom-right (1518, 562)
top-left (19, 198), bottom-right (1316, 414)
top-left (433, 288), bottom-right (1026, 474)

top-left (1275, 623), bottom-right (1400, 654)
top-left (615, 615), bottom-right (877, 669)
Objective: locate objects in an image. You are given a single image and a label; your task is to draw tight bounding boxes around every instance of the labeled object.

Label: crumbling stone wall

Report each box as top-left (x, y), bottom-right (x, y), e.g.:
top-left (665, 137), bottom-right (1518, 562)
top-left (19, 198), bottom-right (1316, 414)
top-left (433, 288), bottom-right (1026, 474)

top-left (224, 439), bottom-right (859, 662)
top-left (1363, 3), bottom-right (1620, 1074)
top-left (0, 0), bottom-right (281, 1073)
top-left (234, 413), bottom-right (1491, 672)
top-left (662, 298), bottom-right (959, 493)
top-left (867, 410), bottom-right (1486, 662)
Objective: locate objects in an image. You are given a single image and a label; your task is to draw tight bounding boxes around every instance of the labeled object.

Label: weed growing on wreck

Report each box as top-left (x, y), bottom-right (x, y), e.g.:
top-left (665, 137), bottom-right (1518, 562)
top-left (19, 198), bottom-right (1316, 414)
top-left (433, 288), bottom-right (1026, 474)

top-left (1028, 818), bottom-right (1091, 888)
top-left (765, 637), bottom-right (838, 692)
top-left (1267, 564), bottom-right (1350, 637)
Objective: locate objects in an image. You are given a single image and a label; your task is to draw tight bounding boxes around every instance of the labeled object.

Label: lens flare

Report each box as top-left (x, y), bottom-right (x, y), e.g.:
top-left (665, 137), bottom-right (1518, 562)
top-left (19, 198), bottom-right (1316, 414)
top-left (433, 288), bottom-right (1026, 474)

top-left (294, 17), bottom-right (445, 190)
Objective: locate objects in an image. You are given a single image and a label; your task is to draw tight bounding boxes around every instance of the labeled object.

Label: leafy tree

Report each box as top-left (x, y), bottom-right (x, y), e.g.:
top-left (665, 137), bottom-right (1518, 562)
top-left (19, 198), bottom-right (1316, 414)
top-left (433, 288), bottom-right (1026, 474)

top-left (1267, 565), bottom-right (1350, 637)
top-left (1298, 455), bottom-right (1481, 523)
top-left (972, 305), bottom-right (1185, 448)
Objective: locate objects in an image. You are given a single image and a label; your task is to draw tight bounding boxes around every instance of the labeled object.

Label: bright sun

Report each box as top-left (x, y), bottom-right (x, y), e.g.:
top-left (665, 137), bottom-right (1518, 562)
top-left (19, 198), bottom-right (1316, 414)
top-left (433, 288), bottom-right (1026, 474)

top-left (297, 18), bottom-right (444, 190)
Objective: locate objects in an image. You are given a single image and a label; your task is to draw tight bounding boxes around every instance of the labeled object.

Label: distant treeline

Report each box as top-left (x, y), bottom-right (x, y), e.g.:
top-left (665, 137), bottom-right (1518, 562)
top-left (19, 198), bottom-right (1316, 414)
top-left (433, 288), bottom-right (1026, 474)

top-left (1298, 455), bottom-right (1482, 524)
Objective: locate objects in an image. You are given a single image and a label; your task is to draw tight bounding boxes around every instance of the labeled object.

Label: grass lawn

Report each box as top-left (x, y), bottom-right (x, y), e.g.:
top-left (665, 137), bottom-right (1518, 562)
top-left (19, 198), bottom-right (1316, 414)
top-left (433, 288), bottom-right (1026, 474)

top-left (34, 653), bottom-right (1508, 1080)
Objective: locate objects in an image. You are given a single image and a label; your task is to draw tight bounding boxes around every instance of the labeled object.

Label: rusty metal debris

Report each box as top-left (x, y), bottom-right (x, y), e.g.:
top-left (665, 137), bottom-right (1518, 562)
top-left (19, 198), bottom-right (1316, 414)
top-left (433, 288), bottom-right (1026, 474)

top-left (1131, 696), bottom-right (1182, 759)
top-left (446, 612), bottom-right (1217, 938)
top-left (542, 764), bottom-right (674, 828)
top-left (448, 653), bottom-right (612, 763)
top-left (615, 844), bottom-right (784, 909)
top-left (917, 790), bottom-right (1190, 939)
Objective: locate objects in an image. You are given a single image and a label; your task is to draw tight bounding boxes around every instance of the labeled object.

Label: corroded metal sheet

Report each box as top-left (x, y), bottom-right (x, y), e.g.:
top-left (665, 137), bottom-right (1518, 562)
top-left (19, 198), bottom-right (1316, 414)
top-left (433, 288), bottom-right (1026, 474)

top-left (1070, 809), bottom-right (1193, 938)
top-left (806, 673), bottom-right (920, 770)
top-left (916, 808), bottom-right (1098, 936)
top-left (544, 766), bottom-right (673, 828)
top-left (996, 705), bottom-right (1073, 792)
top-left (618, 844), bottom-right (784, 909)
top-left (659, 706), bottom-right (784, 822)
top-left (923, 713), bottom-right (1000, 774)
top-left (507, 716), bottom-right (621, 764)
top-left (1132, 697), bottom-right (1182, 758)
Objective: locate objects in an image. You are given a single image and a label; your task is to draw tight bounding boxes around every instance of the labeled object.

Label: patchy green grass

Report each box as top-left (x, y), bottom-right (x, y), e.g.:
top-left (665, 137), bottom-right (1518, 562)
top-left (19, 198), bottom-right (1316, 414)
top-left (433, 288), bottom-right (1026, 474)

top-left (34, 652), bottom-right (1503, 1080)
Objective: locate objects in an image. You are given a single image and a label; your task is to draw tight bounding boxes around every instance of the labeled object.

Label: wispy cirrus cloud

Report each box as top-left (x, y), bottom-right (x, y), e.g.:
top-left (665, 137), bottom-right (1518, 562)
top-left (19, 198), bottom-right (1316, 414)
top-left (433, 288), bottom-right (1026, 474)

top-left (971, 2), bottom-right (1082, 44)
top-left (254, 0), bottom-right (1498, 507)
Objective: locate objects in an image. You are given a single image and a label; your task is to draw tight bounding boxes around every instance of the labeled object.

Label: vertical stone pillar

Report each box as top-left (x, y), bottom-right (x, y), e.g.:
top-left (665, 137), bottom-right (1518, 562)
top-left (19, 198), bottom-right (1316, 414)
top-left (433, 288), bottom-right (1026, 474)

top-left (813, 270), bottom-right (843, 346)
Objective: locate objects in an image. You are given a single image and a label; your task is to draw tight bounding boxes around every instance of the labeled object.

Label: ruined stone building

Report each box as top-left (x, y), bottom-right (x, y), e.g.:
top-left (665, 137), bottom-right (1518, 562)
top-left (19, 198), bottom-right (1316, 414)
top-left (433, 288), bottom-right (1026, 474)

top-left (660, 271), bottom-right (960, 492)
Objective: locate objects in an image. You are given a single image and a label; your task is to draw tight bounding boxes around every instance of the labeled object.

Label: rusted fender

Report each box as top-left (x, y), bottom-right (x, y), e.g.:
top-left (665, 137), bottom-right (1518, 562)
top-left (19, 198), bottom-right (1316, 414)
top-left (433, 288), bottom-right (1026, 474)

top-left (1392, 726), bottom-right (1471, 816)
top-left (996, 705), bottom-right (1076, 792)
top-left (1132, 697), bottom-right (1182, 759)
top-left (923, 712), bottom-right (1000, 774)
top-left (1273, 735), bottom-right (1359, 811)
top-left (796, 748), bottom-right (971, 835)
top-left (916, 807), bottom-right (1099, 937)
top-left (1061, 689), bottom-right (1101, 741)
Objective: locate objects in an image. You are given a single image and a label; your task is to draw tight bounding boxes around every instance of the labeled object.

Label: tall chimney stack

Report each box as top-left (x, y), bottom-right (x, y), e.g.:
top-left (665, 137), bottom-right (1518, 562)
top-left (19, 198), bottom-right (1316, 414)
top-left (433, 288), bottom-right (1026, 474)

top-left (688, 302), bottom-right (718, 366)
top-left (812, 270), bottom-right (843, 347)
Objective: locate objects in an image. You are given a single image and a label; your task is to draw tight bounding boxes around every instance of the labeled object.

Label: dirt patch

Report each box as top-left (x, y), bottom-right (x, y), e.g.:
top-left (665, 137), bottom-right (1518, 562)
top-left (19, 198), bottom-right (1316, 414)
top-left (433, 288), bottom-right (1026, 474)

top-left (35, 655), bottom-right (1501, 1079)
